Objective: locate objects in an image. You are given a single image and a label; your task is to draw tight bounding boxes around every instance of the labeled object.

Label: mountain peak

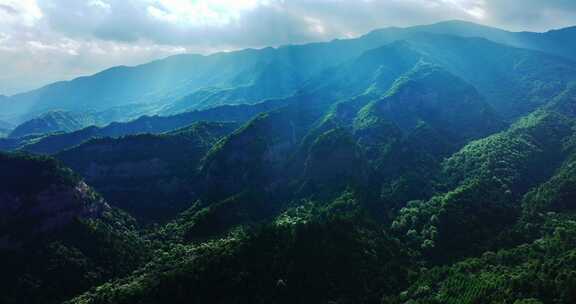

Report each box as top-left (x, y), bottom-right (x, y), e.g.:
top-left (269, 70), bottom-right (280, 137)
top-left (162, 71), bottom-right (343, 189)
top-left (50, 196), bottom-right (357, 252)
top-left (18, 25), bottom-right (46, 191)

top-left (545, 25), bottom-right (576, 37)
top-left (385, 63), bottom-right (474, 98)
top-left (428, 19), bottom-right (501, 29)
top-left (351, 40), bottom-right (424, 73)
top-left (356, 62), bottom-right (502, 142)
top-left (9, 110), bottom-right (93, 138)
top-left (410, 19), bottom-right (513, 36)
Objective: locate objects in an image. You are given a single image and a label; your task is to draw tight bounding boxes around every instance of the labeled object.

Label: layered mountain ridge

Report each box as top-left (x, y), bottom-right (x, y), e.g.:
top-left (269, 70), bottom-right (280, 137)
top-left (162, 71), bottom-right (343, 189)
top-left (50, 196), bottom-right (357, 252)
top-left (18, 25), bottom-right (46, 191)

top-left (2, 20), bottom-right (576, 125)
top-left (2, 20), bottom-right (576, 304)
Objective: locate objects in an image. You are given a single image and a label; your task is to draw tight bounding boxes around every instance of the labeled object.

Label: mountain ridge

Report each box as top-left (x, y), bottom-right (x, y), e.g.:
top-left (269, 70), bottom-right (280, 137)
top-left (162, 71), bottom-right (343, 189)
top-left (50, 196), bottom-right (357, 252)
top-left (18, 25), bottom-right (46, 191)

top-left (2, 19), bottom-right (576, 304)
top-left (2, 20), bottom-right (575, 125)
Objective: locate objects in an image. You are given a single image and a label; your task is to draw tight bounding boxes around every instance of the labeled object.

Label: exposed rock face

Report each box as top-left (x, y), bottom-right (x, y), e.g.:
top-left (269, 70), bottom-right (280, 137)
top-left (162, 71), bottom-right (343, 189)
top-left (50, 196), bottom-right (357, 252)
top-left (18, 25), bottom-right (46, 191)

top-left (0, 152), bottom-right (112, 248)
top-left (0, 180), bottom-right (109, 249)
top-left (31, 181), bottom-right (108, 230)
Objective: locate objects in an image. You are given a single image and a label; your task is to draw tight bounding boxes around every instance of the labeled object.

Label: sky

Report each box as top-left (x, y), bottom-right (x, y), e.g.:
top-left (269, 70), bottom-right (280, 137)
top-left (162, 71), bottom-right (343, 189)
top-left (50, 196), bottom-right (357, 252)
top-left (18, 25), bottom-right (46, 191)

top-left (0, 0), bottom-right (575, 95)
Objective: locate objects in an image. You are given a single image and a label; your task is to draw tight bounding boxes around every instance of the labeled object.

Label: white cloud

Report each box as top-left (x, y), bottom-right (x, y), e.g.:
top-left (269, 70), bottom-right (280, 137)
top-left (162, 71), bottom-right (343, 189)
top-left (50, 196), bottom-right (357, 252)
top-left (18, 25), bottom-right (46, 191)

top-left (147, 0), bottom-right (269, 26)
top-left (0, 0), bottom-right (43, 26)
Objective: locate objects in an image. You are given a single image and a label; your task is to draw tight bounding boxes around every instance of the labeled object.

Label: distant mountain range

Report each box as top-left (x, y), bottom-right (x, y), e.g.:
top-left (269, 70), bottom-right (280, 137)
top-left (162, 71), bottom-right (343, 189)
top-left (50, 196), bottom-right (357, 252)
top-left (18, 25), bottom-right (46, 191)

top-left (410, 20), bottom-right (576, 59)
top-left (8, 110), bottom-right (99, 138)
top-left (2, 23), bottom-right (575, 155)
top-left (0, 97), bottom-right (287, 154)
top-left (1, 20), bottom-right (575, 126)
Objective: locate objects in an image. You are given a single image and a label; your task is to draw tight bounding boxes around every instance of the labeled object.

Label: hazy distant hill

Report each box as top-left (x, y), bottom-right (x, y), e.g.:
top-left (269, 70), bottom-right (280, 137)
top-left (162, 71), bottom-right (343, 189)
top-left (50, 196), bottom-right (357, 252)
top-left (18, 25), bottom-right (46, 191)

top-left (0, 33), bottom-right (392, 124)
top-left (410, 20), bottom-right (576, 60)
top-left (12, 97), bottom-right (286, 154)
top-left (0, 121), bottom-right (12, 138)
top-left (2, 20), bottom-right (574, 126)
top-left (9, 110), bottom-right (97, 138)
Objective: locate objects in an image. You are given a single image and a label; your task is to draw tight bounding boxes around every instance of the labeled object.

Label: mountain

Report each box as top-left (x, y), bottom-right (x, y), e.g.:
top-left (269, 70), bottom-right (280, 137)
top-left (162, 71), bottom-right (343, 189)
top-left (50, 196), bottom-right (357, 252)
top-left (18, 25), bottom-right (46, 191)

top-left (522, 153), bottom-right (576, 216)
top-left (351, 63), bottom-right (504, 208)
top-left (304, 34), bottom-right (576, 121)
top-left (386, 34), bottom-right (576, 120)
top-left (355, 63), bottom-right (502, 143)
top-left (8, 33), bottom-right (573, 155)
top-left (1, 97), bottom-right (286, 154)
top-left (397, 112), bottom-right (576, 303)
top-left (199, 97), bottom-right (328, 203)
top-left (69, 193), bottom-right (414, 304)
top-left (410, 20), bottom-right (576, 61)
top-left (0, 31), bottom-right (400, 124)
top-left (34, 33), bottom-right (569, 236)
top-left (191, 63), bottom-right (504, 240)
top-left (65, 106), bottom-right (576, 304)
top-left (392, 110), bottom-right (575, 261)
top-left (3, 20), bottom-right (576, 304)
top-left (0, 129), bottom-right (10, 138)
top-left (401, 217), bottom-right (576, 303)
top-left (67, 102), bottom-right (576, 304)
top-left (301, 41), bottom-right (425, 101)
top-left (9, 110), bottom-right (98, 138)
top-left (3, 20), bottom-right (575, 126)
top-left (0, 153), bottom-right (106, 243)
top-left (0, 119), bottom-right (13, 137)
top-left (197, 35), bottom-right (575, 201)
top-left (0, 152), bottom-right (150, 304)
top-left (56, 122), bottom-right (237, 222)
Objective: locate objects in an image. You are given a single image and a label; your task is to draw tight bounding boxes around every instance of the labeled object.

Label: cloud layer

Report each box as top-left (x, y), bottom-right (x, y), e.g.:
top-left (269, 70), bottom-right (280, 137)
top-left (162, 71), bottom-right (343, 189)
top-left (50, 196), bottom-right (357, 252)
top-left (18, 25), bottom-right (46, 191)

top-left (0, 0), bottom-right (575, 95)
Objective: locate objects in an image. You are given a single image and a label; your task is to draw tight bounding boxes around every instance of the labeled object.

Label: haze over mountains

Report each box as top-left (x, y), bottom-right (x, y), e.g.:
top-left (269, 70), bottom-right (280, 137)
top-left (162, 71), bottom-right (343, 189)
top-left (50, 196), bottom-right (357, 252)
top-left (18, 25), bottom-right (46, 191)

top-left (2, 19), bottom-right (576, 304)
top-left (1, 20), bottom-right (575, 127)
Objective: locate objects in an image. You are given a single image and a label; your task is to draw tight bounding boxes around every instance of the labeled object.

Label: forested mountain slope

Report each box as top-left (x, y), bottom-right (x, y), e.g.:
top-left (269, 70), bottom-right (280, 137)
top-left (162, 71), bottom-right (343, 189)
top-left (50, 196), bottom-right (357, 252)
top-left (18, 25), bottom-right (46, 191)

top-left (66, 107), bottom-right (576, 304)
top-left (0, 153), bottom-right (150, 304)
top-left (56, 122), bottom-right (237, 222)
top-left (2, 20), bottom-right (576, 304)
top-left (0, 98), bottom-right (285, 154)
top-left (9, 110), bottom-right (98, 138)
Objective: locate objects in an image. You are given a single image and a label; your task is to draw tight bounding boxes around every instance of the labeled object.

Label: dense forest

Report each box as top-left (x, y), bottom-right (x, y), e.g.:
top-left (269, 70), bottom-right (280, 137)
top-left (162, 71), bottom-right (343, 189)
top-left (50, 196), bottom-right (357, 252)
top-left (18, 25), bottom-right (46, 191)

top-left (1, 20), bottom-right (576, 304)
